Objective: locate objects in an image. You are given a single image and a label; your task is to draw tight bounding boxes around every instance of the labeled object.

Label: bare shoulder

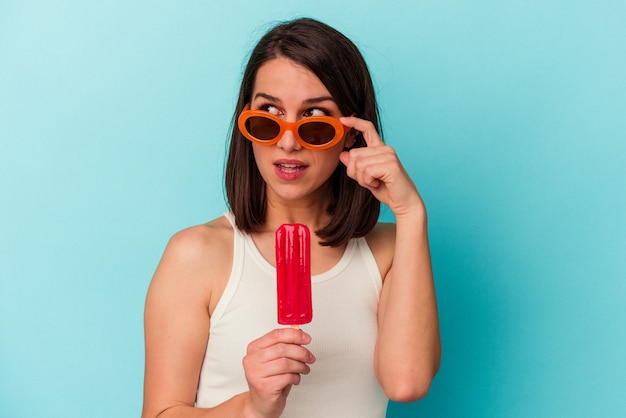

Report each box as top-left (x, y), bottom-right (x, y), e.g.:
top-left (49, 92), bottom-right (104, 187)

top-left (365, 222), bottom-right (396, 280)
top-left (149, 215), bottom-right (234, 315)
top-left (165, 216), bottom-right (233, 264)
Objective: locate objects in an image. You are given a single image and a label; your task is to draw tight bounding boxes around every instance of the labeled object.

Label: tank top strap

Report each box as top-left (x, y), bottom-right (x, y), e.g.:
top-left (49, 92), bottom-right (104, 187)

top-left (210, 212), bottom-right (246, 323)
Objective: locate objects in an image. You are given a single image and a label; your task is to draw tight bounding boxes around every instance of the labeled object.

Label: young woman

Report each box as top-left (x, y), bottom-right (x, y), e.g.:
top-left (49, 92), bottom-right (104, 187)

top-left (142, 18), bottom-right (440, 418)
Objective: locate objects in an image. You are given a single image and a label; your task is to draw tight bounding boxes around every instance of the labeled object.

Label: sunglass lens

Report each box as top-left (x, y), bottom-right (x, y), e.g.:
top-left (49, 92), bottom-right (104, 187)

top-left (246, 117), bottom-right (280, 141)
top-left (298, 122), bottom-right (336, 145)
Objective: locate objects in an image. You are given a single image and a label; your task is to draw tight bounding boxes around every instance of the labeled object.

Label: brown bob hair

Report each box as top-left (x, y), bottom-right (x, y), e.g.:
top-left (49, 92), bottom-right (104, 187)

top-left (225, 18), bottom-right (381, 247)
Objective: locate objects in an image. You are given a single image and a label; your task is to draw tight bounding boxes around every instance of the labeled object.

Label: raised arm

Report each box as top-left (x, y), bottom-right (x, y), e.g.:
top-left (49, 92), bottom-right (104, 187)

top-left (339, 117), bottom-right (441, 402)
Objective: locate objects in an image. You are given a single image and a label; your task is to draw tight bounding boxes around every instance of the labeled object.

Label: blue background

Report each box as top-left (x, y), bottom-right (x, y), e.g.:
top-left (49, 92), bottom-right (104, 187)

top-left (1, 1), bottom-right (625, 417)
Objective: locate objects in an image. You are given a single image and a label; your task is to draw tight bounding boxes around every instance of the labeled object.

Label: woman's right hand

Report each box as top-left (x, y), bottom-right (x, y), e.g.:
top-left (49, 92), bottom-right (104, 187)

top-left (243, 328), bottom-right (316, 418)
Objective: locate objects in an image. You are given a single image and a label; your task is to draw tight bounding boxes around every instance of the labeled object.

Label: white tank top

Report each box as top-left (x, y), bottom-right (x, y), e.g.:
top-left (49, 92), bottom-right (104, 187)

top-left (195, 213), bottom-right (388, 417)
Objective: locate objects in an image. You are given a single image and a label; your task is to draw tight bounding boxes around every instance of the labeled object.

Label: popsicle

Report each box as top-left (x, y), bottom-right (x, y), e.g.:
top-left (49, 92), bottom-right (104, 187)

top-left (275, 223), bottom-right (312, 327)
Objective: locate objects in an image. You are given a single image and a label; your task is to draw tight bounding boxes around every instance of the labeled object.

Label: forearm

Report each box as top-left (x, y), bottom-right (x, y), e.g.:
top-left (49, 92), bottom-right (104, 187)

top-left (375, 210), bottom-right (441, 401)
top-left (143, 392), bottom-right (261, 418)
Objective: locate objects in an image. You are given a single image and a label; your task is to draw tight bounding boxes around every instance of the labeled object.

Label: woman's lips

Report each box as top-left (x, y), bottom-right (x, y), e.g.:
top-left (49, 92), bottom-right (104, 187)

top-left (274, 159), bottom-right (308, 181)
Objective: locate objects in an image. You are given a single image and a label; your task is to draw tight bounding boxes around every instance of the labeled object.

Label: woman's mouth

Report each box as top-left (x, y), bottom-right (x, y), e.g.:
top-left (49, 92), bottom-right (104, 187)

top-left (274, 160), bottom-right (308, 180)
top-left (277, 163), bottom-right (305, 173)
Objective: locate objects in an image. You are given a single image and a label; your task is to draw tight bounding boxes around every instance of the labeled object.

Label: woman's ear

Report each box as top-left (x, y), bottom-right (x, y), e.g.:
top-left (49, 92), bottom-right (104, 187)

top-left (344, 128), bottom-right (357, 149)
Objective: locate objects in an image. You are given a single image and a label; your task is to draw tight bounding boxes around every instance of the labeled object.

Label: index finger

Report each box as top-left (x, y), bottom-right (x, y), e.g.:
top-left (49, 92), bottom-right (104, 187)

top-left (250, 328), bottom-right (312, 351)
top-left (340, 116), bottom-right (384, 147)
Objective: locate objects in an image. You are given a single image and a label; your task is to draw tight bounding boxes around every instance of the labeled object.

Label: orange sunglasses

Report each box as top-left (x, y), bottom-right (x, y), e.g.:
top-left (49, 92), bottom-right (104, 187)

top-left (237, 104), bottom-right (348, 150)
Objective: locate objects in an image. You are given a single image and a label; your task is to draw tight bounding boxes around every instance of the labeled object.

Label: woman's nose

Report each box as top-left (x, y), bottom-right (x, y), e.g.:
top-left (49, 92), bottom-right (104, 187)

top-left (276, 128), bottom-right (302, 152)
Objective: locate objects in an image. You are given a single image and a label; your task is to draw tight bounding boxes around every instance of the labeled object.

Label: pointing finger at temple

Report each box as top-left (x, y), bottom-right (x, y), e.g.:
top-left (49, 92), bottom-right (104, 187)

top-left (340, 116), bottom-right (384, 147)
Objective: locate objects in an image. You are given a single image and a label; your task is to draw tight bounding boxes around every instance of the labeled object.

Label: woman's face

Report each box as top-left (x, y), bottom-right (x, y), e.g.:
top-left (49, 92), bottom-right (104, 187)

top-left (249, 57), bottom-right (353, 206)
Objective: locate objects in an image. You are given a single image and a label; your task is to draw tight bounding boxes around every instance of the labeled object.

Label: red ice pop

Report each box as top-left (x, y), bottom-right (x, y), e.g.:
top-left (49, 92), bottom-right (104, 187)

top-left (275, 223), bottom-right (312, 326)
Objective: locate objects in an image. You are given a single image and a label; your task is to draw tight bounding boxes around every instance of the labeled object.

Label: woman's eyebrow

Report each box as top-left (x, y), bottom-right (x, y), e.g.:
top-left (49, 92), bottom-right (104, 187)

top-left (303, 96), bottom-right (335, 105)
top-left (252, 93), bottom-right (335, 105)
top-left (253, 92), bottom-right (281, 102)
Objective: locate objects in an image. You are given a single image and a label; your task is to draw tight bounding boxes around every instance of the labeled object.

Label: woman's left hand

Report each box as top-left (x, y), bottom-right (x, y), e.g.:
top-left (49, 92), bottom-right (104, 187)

top-left (339, 116), bottom-right (424, 217)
